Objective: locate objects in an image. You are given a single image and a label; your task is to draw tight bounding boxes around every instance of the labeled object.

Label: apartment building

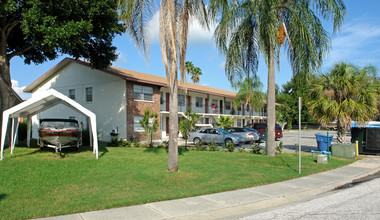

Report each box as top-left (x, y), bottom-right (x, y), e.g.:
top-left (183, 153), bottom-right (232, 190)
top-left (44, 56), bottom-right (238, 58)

top-left (24, 58), bottom-right (267, 142)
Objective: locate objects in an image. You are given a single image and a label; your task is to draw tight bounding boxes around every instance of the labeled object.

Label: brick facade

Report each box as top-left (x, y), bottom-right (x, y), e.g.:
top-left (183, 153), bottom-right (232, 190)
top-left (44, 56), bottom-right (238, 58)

top-left (126, 81), bottom-right (161, 141)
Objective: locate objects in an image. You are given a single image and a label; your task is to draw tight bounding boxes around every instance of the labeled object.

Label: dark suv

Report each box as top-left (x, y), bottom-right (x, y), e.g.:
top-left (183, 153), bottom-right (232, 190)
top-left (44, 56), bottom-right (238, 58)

top-left (245, 123), bottom-right (283, 140)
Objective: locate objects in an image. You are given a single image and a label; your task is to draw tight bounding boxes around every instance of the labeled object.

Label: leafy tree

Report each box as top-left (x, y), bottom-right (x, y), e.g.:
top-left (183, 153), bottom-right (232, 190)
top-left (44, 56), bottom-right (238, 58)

top-left (179, 108), bottom-right (201, 145)
top-left (119, 0), bottom-right (207, 171)
top-left (0, 0), bottom-right (121, 145)
top-left (308, 63), bottom-right (379, 143)
top-left (233, 76), bottom-right (264, 125)
top-left (277, 72), bottom-right (316, 127)
top-left (185, 61), bottom-right (203, 84)
top-left (217, 115), bottom-right (234, 129)
top-left (209, 0), bottom-right (346, 156)
top-left (140, 107), bottom-right (159, 147)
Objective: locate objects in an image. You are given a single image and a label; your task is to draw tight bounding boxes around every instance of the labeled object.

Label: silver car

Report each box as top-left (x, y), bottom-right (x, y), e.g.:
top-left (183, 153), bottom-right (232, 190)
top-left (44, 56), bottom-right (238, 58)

top-left (225, 127), bottom-right (259, 143)
top-left (189, 128), bottom-right (244, 145)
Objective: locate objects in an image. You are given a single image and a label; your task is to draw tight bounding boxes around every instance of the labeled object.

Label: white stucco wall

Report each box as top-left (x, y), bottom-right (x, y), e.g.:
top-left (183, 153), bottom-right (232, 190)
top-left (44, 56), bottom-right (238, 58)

top-left (30, 62), bottom-right (127, 142)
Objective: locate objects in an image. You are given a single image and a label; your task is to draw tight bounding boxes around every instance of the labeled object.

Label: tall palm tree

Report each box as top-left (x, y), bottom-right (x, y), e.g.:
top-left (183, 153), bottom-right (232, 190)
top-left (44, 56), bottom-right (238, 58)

top-left (209, 0), bottom-right (346, 156)
top-left (119, 0), bottom-right (207, 171)
top-left (233, 76), bottom-right (264, 125)
top-left (185, 61), bottom-right (203, 83)
top-left (308, 63), bottom-right (379, 143)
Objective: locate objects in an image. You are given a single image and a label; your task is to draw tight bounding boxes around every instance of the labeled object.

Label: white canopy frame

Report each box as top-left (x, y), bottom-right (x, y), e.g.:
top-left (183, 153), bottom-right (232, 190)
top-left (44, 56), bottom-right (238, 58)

top-left (1, 89), bottom-right (98, 160)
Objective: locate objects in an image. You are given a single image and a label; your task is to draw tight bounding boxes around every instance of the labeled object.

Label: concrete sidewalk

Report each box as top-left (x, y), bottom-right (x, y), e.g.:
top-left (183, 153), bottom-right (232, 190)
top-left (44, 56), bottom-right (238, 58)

top-left (38, 157), bottom-right (380, 220)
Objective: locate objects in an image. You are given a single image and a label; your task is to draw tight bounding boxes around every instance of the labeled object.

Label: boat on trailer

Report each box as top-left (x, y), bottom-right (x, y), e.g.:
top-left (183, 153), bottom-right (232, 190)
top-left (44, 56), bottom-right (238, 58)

top-left (38, 119), bottom-right (82, 153)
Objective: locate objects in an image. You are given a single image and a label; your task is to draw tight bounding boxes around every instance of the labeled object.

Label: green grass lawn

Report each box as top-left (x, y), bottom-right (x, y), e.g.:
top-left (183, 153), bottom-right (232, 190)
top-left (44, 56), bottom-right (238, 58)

top-left (0, 144), bottom-right (356, 219)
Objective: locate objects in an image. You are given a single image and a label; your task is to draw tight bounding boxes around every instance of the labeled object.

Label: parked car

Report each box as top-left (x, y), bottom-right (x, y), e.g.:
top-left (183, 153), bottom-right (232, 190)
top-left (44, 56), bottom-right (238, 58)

top-left (242, 127), bottom-right (263, 142)
top-left (188, 128), bottom-right (244, 145)
top-left (225, 127), bottom-right (259, 143)
top-left (245, 123), bottom-right (283, 140)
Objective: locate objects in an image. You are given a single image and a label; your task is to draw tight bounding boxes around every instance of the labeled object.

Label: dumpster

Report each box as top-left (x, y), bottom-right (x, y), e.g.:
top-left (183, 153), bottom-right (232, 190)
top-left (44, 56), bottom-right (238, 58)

top-left (331, 143), bottom-right (356, 159)
top-left (315, 133), bottom-right (333, 151)
top-left (351, 127), bottom-right (366, 153)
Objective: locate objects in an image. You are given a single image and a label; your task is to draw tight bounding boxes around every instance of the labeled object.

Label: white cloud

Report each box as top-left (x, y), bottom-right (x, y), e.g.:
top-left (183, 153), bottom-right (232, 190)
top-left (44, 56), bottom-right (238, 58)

top-left (326, 18), bottom-right (380, 67)
top-left (148, 11), bottom-right (215, 45)
top-left (112, 50), bottom-right (128, 67)
top-left (11, 79), bottom-right (31, 100)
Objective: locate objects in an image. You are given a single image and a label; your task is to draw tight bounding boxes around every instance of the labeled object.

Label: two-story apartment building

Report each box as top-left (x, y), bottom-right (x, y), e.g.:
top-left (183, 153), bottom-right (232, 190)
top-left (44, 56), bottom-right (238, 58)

top-left (24, 58), bottom-right (267, 142)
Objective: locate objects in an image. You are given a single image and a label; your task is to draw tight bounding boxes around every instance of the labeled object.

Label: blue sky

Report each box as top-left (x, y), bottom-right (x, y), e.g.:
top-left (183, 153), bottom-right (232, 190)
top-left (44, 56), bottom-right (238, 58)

top-left (10, 0), bottom-right (380, 99)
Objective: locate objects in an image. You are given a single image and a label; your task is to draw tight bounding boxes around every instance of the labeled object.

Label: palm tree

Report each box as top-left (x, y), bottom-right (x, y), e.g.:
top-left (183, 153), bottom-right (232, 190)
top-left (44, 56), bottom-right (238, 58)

top-left (185, 61), bottom-right (203, 83)
top-left (119, 0), bottom-right (207, 171)
top-left (209, 0), bottom-right (346, 156)
top-left (308, 63), bottom-right (379, 143)
top-left (233, 76), bottom-right (264, 125)
top-left (217, 115), bottom-right (234, 129)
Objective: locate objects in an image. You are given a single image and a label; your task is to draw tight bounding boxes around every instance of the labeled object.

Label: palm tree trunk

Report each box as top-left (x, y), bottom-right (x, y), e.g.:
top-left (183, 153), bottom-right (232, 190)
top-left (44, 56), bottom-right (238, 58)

top-left (336, 118), bottom-right (346, 143)
top-left (168, 73), bottom-right (178, 171)
top-left (266, 46), bottom-right (276, 156)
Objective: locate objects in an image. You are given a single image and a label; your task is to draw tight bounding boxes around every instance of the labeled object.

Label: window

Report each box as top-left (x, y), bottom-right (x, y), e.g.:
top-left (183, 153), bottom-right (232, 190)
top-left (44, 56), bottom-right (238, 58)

top-left (237, 119), bottom-right (242, 127)
top-left (69, 89), bottom-right (75, 100)
top-left (86, 87), bottom-right (92, 102)
top-left (205, 118), bottom-right (209, 124)
top-left (178, 95), bottom-right (185, 106)
top-left (69, 116), bottom-right (75, 120)
top-left (246, 104), bottom-right (250, 111)
top-left (134, 85), bottom-right (153, 101)
top-left (134, 116), bottom-right (144, 132)
top-left (225, 101), bottom-right (231, 110)
top-left (160, 92), bottom-right (164, 104)
top-left (196, 97), bottom-right (203, 107)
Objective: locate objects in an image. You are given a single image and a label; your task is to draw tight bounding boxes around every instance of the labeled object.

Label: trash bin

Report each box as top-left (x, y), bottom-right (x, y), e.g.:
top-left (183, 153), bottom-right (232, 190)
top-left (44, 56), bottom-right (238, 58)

top-left (331, 143), bottom-right (356, 159)
top-left (351, 127), bottom-right (366, 154)
top-left (315, 133), bottom-right (333, 151)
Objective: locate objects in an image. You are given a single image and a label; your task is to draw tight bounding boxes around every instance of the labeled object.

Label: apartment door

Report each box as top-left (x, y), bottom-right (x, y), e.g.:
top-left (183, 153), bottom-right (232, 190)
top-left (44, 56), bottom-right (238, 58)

top-left (219, 100), bottom-right (223, 114)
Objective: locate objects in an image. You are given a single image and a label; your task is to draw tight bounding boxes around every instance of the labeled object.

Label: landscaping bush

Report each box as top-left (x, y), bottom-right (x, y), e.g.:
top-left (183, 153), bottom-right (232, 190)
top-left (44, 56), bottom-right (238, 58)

top-left (225, 142), bottom-right (235, 152)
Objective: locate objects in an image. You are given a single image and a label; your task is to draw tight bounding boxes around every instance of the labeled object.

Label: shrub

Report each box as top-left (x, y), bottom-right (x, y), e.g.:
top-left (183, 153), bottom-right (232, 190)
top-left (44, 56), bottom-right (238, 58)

top-left (276, 141), bottom-right (283, 154)
top-left (82, 128), bottom-right (90, 146)
top-left (121, 139), bottom-right (132, 147)
top-left (208, 141), bottom-right (218, 151)
top-left (225, 142), bottom-right (235, 152)
top-left (251, 143), bottom-right (261, 154)
top-left (108, 137), bottom-right (122, 147)
top-left (17, 121), bottom-right (28, 141)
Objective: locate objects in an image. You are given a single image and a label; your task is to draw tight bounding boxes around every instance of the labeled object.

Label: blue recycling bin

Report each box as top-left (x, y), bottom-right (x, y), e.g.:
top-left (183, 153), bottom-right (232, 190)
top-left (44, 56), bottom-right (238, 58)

top-left (315, 133), bottom-right (333, 151)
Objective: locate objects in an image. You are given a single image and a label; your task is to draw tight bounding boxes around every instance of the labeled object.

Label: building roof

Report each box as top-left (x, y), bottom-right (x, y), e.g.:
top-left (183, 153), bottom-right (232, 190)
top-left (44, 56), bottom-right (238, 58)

top-left (24, 58), bottom-right (237, 98)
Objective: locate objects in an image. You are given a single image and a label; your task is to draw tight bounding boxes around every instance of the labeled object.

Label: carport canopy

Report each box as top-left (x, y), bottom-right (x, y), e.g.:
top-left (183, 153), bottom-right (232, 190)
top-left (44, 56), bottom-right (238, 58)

top-left (1, 89), bottom-right (98, 160)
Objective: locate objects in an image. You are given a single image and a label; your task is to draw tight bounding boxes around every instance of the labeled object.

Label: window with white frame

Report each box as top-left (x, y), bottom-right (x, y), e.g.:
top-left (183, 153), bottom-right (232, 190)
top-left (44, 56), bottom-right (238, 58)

top-left (134, 116), bottom-right (144, 132)
top-left (225, 101), bottom-right (231, 110)
top-left (196, 97), bottom-right (203, 107)
top-left (85, 87), bottom-right (92, 102)
top-left (178, 95), bottom-right (185, 106)
top-left (134, 85), bottom-right (153, 101)
top-left (69, 89), bottom-right (75, 100)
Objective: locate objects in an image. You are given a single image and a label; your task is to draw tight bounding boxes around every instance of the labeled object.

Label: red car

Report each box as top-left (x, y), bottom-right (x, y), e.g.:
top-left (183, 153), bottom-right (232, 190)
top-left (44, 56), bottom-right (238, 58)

top-left (245, 123), bottom-right (283, 140)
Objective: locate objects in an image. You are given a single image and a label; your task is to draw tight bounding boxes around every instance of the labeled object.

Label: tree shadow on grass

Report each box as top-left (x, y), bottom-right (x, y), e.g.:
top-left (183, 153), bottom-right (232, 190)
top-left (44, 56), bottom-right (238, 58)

top-left (143, 147), bottom-right (189, 156)
top-left (0, 194), bottom-right (7, 201)
top-left (278, 156), bottom-right (298, 173)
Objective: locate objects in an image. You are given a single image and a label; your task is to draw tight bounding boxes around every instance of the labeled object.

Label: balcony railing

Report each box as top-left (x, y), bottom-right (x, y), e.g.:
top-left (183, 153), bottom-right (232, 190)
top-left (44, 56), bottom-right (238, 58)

top-left (160, 101), bottom-right (267, 117)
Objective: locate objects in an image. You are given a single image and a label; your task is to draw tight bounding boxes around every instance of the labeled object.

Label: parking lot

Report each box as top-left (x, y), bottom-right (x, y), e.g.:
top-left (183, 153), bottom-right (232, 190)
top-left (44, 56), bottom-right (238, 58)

top-left (241, 130), bottom-right (341, 153)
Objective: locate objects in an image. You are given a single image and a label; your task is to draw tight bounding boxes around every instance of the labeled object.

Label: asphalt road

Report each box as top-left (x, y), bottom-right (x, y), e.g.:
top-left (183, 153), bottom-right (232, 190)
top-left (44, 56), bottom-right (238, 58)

top-left (242, 130), bottom-right (341, 153)
top-left (239, 175), bottom-right (380, 220)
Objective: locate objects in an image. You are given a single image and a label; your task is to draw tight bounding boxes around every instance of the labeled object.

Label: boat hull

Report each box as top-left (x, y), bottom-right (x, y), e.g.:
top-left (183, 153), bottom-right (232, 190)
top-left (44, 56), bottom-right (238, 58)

top-left (39, 129), bottom-right (81, 146)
